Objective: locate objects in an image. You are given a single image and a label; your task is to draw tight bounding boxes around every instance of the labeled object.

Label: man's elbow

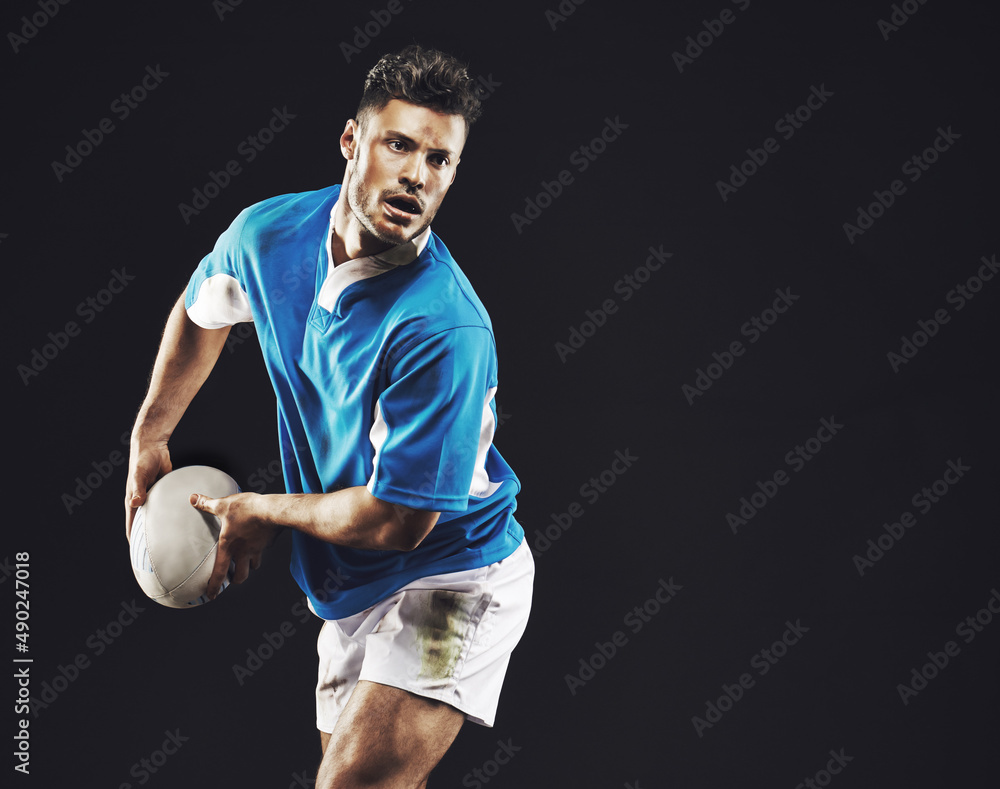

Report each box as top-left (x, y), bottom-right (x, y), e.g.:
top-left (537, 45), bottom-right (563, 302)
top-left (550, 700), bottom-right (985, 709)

top-left (389, 532), bottom-right (426, 552)
top-left (377, 506), bottom-right (439, 552)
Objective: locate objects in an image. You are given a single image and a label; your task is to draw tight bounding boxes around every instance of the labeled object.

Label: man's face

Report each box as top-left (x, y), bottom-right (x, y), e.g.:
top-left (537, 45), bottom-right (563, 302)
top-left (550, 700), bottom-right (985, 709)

top-left (341, 99), bottom-right (466, 248)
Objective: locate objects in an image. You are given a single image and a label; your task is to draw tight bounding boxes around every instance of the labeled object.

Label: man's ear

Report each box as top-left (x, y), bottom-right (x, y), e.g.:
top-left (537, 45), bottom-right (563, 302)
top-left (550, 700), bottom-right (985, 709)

top-left (340, 119), bottom-right (359, 161)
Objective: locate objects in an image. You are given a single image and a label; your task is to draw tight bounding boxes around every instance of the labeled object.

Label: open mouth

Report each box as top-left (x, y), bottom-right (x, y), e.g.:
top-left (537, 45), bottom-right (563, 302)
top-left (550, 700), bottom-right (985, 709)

top-left (384, 194), bottom-right (423, 217)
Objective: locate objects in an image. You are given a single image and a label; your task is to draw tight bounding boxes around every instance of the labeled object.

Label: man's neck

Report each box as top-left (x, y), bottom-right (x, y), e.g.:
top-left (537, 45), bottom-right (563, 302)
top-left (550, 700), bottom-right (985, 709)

top-left (330, 199), bottom-right (392, 267)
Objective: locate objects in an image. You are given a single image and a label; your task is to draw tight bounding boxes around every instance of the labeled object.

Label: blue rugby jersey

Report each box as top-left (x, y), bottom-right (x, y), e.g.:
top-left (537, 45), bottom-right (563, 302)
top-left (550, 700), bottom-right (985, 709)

top-left (185, 184), bottom-right (523, 618)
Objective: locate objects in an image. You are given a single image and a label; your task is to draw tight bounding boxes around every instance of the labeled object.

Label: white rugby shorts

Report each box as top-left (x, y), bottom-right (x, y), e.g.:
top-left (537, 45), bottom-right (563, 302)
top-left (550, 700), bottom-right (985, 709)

top-left (315, 539), bottom-right (534, 730)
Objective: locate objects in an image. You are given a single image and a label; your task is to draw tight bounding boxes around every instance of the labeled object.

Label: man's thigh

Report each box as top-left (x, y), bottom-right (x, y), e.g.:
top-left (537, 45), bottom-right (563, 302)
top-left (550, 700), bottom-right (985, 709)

top-left (317, 679), bottom-right (464, 788)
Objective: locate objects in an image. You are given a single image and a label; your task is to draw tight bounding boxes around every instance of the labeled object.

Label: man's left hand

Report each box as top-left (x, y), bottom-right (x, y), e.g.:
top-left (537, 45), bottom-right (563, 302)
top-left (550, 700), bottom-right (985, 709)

top-left (190, 492), bottom-right (280, 600)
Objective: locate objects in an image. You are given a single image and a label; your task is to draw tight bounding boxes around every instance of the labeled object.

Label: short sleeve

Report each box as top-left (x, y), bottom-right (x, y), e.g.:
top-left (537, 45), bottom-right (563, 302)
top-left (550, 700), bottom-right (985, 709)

top-left (184, 208), bottom-right (254, 329)
top-left (367, 326), bottom-right (495, 512)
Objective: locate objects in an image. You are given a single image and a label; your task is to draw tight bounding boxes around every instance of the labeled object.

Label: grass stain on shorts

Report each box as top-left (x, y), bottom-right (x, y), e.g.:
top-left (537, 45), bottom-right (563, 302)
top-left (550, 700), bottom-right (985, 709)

top-left (415, 590), bottom-right (476, 681)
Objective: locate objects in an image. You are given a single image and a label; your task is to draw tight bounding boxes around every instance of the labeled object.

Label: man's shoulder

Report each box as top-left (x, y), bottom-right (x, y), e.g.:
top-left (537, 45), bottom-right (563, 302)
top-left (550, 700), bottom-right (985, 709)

top-left (409, 233), bottom-right (493, 333)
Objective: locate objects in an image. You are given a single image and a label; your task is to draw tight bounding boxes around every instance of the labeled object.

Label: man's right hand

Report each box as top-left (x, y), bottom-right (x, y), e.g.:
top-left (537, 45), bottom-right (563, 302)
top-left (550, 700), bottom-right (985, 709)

top-left (124, 439), bottom-right (173, 540)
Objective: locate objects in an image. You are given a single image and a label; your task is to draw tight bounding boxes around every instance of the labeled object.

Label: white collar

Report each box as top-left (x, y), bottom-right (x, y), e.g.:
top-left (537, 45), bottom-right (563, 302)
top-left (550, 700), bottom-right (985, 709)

top-left (316, 207), bottom-right (430, 313)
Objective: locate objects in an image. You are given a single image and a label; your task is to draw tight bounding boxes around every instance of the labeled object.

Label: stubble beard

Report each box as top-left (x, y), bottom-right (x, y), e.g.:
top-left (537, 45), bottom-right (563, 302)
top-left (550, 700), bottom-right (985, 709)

top-left (347, 150), bottom-right (429, 248)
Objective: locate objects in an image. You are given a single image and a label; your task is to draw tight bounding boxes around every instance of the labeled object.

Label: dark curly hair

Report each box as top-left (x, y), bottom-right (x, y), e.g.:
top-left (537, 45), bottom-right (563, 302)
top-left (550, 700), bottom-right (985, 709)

top-left (356, 45), bottom-right (483, 135)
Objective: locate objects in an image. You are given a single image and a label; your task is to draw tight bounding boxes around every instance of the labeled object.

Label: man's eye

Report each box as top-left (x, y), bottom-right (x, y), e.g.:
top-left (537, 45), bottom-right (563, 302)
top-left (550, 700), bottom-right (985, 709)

top-left (388, 140), bottom-right (406, 151)
top-left (430, 155), bottom-right (448, 167)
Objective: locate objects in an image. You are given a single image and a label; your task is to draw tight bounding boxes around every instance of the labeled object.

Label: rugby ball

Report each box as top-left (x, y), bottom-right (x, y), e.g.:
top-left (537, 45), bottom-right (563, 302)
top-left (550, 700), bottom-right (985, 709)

top-left (129, 465), bottom-right (239, 608)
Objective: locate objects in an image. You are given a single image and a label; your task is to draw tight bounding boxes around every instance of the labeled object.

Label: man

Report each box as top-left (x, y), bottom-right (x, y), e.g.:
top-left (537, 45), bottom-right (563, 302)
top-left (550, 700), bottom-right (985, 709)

top-left (124, 45), bottom-right (533, 788)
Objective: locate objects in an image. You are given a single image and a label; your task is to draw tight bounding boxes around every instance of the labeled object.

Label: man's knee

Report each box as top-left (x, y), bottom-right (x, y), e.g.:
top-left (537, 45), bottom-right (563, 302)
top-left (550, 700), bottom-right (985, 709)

top-left (319, 747), bottom-right (408, 789)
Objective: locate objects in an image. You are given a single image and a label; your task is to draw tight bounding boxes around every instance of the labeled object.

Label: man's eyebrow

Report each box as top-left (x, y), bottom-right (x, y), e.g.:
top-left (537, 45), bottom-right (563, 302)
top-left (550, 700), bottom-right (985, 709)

top-left (384, 129), bottom-right (455, 158)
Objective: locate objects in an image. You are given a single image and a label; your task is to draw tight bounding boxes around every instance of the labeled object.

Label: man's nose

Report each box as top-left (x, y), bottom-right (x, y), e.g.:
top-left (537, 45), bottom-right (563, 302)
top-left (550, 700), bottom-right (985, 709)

top-left (399, 155), bottom-right (425, 190)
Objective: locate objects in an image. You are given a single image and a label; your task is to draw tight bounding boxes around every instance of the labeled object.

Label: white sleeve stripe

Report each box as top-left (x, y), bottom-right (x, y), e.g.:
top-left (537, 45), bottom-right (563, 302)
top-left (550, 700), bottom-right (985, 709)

top-left (366, 401), bottom-right (388, 496)
top-left (187, 273), bottom-right (253, 329)
top-left (469, 387), bottom-right (502, 499)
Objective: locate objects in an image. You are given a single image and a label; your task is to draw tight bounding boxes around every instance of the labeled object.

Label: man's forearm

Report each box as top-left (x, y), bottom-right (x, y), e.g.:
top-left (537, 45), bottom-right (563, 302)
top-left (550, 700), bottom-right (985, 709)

top-left (132, 293), bottom-right (232, 442)
top-left (233, 487), bottom-right (440, 552)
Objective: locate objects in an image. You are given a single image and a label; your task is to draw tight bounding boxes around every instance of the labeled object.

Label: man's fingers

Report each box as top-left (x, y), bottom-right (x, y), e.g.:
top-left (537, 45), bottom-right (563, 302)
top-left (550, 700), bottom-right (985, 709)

top-left (194, 494), bottom-right (227, 598)
top-left (232, 556), bottom-right (251, 586)
top-left (128, 456), bottom-right (165, 508)
top-left (124, 451), bottom-right (172, 541)
top-left (124, 477), bottom-right (147, 542)
top-left (125, 498), bottom-right (136, 541)
top-left (206, 541), bottom-right (233, 600)
top-left (189, 492), bottom-right (215, 513)
top-left (126, 486), bottom-right (144, 510)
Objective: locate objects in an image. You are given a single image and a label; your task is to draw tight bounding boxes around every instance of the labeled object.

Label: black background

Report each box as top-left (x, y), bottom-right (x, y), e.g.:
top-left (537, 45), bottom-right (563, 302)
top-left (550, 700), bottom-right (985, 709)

top-left (6, 0), bottom-right (1000, 786)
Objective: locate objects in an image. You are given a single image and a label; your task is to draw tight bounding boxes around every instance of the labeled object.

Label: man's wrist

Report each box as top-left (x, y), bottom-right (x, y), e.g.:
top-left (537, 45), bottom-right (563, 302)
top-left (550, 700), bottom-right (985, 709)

top-left (131, 404), bottom-right (176, 445)
top-left (130, 427), bottom-right (171, 447)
